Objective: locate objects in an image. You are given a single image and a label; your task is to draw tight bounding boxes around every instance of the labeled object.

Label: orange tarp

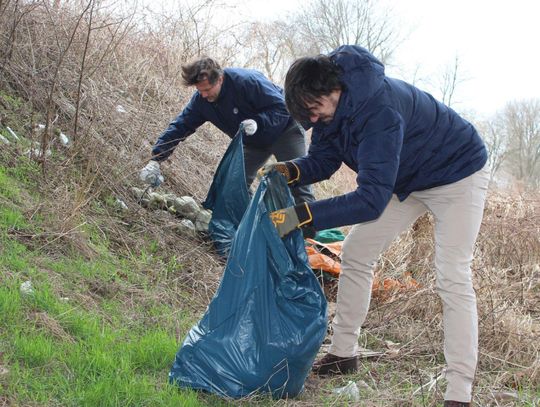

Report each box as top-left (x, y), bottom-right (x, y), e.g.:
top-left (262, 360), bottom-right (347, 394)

top-left (305, 238), bottom-right (342, 276)
top-left (371, 273), bottom-right (421, 302)
top-left (305, 245), bottom-right (341, 276)
top-left (306, 239), bottom-right (421, 300)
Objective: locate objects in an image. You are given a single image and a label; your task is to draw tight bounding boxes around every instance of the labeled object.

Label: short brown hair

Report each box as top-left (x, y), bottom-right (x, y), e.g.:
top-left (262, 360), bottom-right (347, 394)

top-left (181, 57), bottom-right (223, 86)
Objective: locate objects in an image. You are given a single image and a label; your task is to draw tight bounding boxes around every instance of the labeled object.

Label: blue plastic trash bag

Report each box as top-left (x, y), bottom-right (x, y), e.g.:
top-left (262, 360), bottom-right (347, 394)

top-left (169, 171), bottom-right (327, 399)
top-left (202, 130), bottom-right (250, 257)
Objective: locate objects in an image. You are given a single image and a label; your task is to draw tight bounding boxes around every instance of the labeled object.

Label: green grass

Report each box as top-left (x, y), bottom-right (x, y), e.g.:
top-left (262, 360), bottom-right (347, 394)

top-left (0, 162), bottom-right (209, 406)
top-left (0, 89), bottom-right (23, 109)
top-left (0, 241), bottom-right (206, 406)
top-left (1, 281), bottom-right (206, 406)
top-left (0, 166), bottom-right (22, 202)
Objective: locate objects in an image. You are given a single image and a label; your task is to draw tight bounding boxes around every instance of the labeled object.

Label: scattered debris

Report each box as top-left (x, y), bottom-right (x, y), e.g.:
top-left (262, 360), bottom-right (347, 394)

top-left (20, 281), bottom-right (35, 297)
top-left (130, 187), bottom-right (212, 233)
top-left (115, 198), bottom-right (128, 211)
top-left (25, 147), bottom-right (52, 158)
top-left (0, 134), bottom-right (9, 144)
top-left (413, 368), bottom-right (446, 396)
top-left (320, 343), bottom-right (385, 359)
top-left (384, 340), bottom-right (401, 358)
top-left (491, 391), bottom-right (519, 402)
top-left (358, 348), bottom-right (385, 358)
top-left (356, 380), bottom-right (372, 392)
top-left (372, 272), bottom-right (421, 303)
top-left (332, 380), bottom-right (360, 402)
top-left (194, 209), bottom-right (211, 232)
top-left (58, 132), bottom-right (71, 147)
top-left (6, 126), bottom-right (19, 141)
top-left (170, 196), bottom-right (200, 219)
top-left (173, 219), bottom-right (196, 236)
top-left (0, 365), bottom-right (9, 377)
top-left (116, 105), bottom-right (127, 113)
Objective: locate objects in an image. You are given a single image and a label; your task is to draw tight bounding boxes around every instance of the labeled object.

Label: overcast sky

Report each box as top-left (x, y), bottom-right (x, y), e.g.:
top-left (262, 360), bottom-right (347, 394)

top-left (237, 0), bottom-right (540, 118)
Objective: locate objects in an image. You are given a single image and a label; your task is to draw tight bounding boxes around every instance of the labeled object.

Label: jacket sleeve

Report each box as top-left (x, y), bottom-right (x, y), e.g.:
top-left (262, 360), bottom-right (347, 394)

top-left (239, 79), bottom-right (291, 147)
top-left (151, 94), bottom-right (206, 161)
top-left (290, 132), bottom-right (343, 185)
top-left (309, 107), bottom-right (404, 230)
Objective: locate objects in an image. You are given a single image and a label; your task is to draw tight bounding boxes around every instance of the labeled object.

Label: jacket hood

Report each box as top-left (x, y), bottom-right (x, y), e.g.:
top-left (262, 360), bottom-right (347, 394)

top-left (314, 45), bottom-right (385, 135)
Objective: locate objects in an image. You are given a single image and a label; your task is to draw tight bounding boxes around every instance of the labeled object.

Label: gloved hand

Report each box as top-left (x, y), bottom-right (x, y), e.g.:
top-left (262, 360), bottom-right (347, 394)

top-left (270, 202), bottom-right (313, 238)
top-left (257, 161), bottom-right (300, 184)
top-left (139, 160), bottom-right (164, 187)
top-left (240, 119), bottom-right (257, 136)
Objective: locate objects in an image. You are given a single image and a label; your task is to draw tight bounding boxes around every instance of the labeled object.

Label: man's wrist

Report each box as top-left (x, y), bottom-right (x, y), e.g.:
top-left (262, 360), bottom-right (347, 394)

top-left (293, 202), bottom-right (313, 227)
top-left (285, 162), bottom-right (300, 184)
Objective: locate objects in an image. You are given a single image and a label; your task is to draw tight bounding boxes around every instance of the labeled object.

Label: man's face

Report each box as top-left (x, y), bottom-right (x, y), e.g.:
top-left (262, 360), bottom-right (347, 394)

top-left (306, 90), bottom-right (341, 124)
top-left (195, 75), bottom-right (223, 102)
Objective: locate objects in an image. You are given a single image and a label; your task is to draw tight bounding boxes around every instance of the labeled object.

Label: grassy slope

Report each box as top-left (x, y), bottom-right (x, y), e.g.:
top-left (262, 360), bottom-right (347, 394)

top-left (0, 94), bottom-right (233, 407)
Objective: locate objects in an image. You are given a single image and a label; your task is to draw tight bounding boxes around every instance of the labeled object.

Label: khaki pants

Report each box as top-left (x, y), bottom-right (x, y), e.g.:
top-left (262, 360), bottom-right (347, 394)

top-left (329, 166), bottom-right (490, 402)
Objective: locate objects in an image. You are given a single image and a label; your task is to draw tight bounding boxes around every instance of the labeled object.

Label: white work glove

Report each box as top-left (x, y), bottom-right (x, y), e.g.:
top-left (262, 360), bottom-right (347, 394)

top-left (240, 119), bottom-right (257, 136)
top-left (139, 160), bottom-right (164, 187)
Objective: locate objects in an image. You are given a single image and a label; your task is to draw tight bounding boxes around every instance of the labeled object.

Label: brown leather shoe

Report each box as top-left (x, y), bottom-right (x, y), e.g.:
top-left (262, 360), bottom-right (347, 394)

top-left (312, 353), bottom-right (358, 376)
top-left (444, 401), bottom-right (470, 407)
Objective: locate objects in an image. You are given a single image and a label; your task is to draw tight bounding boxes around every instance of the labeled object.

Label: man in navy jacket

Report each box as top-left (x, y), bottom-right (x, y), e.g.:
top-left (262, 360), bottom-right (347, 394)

top-left (263, 45), bottom-right (489, 406)
top-left (140, 57), bottom-right (314, 204)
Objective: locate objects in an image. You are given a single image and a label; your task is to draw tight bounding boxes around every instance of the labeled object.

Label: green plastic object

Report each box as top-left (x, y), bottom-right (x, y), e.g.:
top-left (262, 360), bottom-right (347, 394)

top-left (314, 228), bottom-right (345, 243)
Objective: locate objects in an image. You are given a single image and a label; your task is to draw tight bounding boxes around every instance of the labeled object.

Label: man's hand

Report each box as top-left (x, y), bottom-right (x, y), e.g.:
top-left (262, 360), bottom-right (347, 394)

top-left (257, 161), bottom-right (300, 184)
top-left (240, 119), bottom-right (257, 136)
top-left (139, 160), bottom-right (164, 187)
top-left (270, 203), bottom-right (313, 238)
top-left (258, 162), bottom-right (289, 180)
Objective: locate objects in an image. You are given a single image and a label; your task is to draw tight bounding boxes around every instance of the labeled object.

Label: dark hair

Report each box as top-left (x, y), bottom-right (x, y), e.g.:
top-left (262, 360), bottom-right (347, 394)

top-left (284, 55), bottom-right (342, 122)
top-left (181, 57), bottom-right (223, 86)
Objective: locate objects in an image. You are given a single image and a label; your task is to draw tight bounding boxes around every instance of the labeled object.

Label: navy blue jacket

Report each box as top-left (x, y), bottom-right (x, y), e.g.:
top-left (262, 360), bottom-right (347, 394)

top-left (292, 45), bottom-right (488, 231)
top-left (152, 68), bottom-right (294, 161)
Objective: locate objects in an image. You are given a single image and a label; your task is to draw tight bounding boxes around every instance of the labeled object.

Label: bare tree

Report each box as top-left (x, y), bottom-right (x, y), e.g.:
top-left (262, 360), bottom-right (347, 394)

top-left (438, 54), bottom-right (465, 108)
top-left (40, 0), bottom-right (94, 166)
top-left (502, 99), bottom-right (540, 188)
top-left (476, 117), bottom-right (507, 182)
top-left (237, 20), bottom-right (298, 82)
top-left (290, 0), bottom-right (402, 63)
top-left (237, 0), bottom-right (403, 84)
top-left (139, 0), bottom-right (241, 66)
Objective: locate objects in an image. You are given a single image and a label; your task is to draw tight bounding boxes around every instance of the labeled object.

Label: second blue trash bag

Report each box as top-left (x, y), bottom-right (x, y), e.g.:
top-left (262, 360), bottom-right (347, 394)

top-left (169, 170), bottom-right (327, 399)
top-left (202, 131), bottom-right (250, 257)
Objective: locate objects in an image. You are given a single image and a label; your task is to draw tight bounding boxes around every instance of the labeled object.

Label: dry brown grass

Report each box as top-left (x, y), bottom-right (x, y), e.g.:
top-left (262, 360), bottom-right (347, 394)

top-left (1, 1), bottom-right (538, 406)
top-left (0, 0), bottom-right (231, 309)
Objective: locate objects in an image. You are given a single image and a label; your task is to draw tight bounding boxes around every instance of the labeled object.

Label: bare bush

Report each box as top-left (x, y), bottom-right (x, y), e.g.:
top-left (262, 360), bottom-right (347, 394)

top-left (500, 99), bottom-right (540, 188)
top-left (0, 0), bottom-right (240, 309)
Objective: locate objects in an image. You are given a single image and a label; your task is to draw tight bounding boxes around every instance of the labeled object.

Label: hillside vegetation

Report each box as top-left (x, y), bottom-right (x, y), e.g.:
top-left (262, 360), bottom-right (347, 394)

top-left (1, 2), bottom-right (538, 406)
